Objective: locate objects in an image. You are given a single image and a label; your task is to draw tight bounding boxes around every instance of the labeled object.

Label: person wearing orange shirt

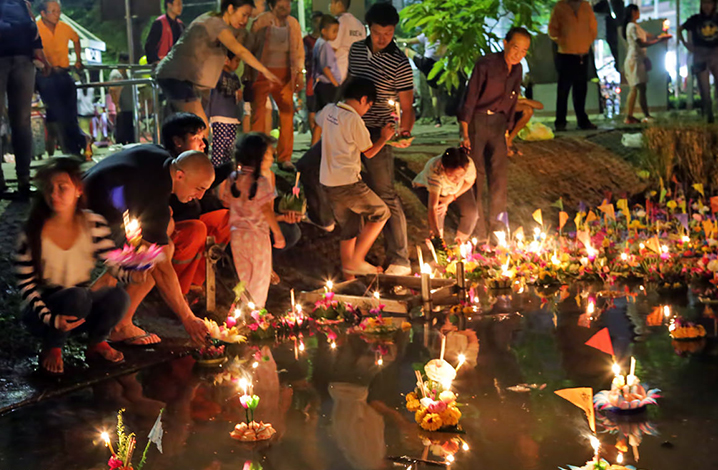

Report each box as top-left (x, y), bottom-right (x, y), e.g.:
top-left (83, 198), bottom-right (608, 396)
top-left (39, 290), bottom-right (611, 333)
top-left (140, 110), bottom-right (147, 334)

top-left (549, 0), bottom-right (598, 132)
top-left (35, 0), bottom-right (89, 158)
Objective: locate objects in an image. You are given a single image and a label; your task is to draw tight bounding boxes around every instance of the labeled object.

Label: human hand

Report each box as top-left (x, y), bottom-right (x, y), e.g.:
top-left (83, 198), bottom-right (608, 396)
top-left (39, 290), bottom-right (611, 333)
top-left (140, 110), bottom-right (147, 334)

top-left (281, 211), bottom-right (302, 224)
top-left (130, 269), bottom-right (150, 284)
top-left (394, 131), bottom-right (413, 148)
top-left (460, 135), bottom-right (471, 152)
top-left (56, 315), bottom-right (85, 332)
top-left (273, 233), bottom-right (286, 249)
top-left (74, 60), bottom-right (83, 70)
top-left (182, 315), bottom-right (209, 346)
top-left (265, 69), bottom-right (282, 85)
top-left (295, 73), bottom-right (304, 92)
top-left (381, 122), bottom-right (395, 142)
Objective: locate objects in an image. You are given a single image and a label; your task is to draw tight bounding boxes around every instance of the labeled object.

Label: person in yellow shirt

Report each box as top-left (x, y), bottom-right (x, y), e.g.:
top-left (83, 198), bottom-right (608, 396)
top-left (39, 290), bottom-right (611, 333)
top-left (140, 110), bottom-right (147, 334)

top-left (35, 0), bottom-right (90, 158)
top-left (549, 0), bottom-right (598, 132)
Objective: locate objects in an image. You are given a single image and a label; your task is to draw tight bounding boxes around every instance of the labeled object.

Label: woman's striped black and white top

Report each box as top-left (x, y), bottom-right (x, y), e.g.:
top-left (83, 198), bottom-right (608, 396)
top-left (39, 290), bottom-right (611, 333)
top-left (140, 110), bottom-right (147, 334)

top-left (14, 210), bottom-right (132, 329)
top-left (347, 37), bottom-right (414, 129)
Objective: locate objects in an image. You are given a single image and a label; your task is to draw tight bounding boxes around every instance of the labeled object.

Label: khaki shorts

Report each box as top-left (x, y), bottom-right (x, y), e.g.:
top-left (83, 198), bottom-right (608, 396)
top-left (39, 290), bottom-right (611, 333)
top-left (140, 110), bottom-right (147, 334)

top-left (323, 181), bottom-right (389, 240)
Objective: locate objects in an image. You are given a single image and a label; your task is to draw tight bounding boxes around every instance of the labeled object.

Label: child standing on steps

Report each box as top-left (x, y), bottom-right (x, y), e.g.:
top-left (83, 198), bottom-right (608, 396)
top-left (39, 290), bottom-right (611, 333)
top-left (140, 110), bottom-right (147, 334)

top-left (222, 133), bottom-right (285, 307)
top-left (207, 51), bottom-right (242, 166)
top-left (316, 77), bottom-right (394, 278)
top-left (310, 14), bottom-right (340, 144)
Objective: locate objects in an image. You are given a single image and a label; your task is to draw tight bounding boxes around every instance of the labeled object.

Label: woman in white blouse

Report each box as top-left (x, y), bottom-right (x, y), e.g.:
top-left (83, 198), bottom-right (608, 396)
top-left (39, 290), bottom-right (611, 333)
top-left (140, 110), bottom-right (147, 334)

top-left (622, 4), bottom-right (671, 124)
top-left (15, 158), bottom-right (144, 374)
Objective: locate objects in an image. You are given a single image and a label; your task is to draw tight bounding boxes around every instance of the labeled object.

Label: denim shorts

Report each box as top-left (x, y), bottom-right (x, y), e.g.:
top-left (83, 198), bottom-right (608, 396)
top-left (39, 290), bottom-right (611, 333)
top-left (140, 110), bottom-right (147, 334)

top-left (323, 180), bottom-right (389, 240)
top-left (157, 78), bottom-right (203, 103)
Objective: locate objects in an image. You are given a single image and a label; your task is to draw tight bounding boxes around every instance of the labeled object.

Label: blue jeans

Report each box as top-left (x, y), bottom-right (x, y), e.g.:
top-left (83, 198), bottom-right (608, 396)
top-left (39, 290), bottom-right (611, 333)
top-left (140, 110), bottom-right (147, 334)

top-left (36, 69), bottom-right (86, 155)
top-left (362, 128), bottom-right (409, 267)
top-left (23, 286), bottom-right (129, 349)
top-left (0, 55), bottom-right (35, 187)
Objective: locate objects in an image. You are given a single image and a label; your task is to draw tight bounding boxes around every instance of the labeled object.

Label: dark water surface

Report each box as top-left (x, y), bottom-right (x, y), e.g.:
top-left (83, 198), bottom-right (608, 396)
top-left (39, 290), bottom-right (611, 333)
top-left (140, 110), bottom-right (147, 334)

top-left (1, 286), bottom-right (717, 470)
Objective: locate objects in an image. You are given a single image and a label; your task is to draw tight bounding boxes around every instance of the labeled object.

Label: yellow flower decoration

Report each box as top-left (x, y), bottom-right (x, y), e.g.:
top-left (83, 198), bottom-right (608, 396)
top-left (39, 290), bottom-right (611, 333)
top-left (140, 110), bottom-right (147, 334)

top-left (415, 408), bottom-right (428, 424)
top-left (439, 406), bottom-right (462, 427)
top-left (406, 399), bottom-right (422, 412)
top-left (420, 413), bottom-right (443, 432)
top-left (406, 392), bottom-right (417, 402)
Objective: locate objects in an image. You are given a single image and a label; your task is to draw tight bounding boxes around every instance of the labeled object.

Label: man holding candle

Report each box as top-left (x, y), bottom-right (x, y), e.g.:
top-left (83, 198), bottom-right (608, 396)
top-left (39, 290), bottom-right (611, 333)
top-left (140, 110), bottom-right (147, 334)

top-left (84, 142), bottom-right (215, 346)
top-left (346, 2), bottom-right (415, 275)
top-left (458, 27), bottom-right (530, 242)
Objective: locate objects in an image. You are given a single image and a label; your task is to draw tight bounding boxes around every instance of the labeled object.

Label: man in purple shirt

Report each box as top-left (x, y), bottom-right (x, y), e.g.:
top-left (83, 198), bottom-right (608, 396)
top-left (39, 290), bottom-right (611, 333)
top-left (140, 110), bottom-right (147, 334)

top-left (458, 27), bottom-right (531, 241)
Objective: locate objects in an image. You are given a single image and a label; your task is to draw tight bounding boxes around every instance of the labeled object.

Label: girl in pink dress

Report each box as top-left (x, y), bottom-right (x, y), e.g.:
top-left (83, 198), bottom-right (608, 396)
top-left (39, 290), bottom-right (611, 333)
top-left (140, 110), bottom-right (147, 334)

top-left (223, 133), bottom-right (285, 306)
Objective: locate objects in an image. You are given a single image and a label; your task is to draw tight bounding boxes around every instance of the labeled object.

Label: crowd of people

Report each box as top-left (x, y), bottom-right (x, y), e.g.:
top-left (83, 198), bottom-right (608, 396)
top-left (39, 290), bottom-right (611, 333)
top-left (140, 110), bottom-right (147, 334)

top-left (4, 0), bottom-right (718, 376)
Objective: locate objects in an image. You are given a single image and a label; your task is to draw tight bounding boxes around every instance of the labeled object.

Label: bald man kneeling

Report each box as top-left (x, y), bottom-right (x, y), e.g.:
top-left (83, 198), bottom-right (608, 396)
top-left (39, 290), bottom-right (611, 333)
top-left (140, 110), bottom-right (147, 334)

top-left (84, 145), bottom-right (215, 346)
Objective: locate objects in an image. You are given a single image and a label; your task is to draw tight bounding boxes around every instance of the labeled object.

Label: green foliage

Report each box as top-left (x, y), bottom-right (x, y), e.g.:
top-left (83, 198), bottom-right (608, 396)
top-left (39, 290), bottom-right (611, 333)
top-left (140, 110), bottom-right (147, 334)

top-left (400, 0), bottom-right (554, 91)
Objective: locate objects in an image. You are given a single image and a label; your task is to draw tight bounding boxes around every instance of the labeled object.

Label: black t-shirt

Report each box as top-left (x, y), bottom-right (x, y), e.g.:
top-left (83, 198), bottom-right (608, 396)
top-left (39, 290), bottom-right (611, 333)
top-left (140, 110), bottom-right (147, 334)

top-left (683, 13), bottom-right (718, 48)
top-left (84, 144), bottom-right (174, 245)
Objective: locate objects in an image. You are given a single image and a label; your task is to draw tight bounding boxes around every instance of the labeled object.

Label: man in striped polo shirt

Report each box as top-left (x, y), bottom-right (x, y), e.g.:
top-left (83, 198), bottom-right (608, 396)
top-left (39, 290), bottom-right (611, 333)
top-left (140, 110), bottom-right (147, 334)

top-left (347, 2), bottom-right (415, 276)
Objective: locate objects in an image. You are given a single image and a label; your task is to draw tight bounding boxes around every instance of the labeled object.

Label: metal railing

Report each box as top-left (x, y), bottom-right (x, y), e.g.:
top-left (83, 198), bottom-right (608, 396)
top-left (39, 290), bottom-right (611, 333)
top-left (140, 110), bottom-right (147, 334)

top-left (77, 65), bottom-right (161, 144)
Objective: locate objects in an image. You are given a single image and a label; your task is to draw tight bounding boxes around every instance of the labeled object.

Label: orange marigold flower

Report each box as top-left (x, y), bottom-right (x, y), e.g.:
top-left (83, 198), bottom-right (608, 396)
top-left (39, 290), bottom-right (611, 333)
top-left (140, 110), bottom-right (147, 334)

top-left (420, 413), bottom-right (443, 432)
top-left (406, 399), bottom-right (421, 412)
top-left (415, 408), bottom-right (428, 424)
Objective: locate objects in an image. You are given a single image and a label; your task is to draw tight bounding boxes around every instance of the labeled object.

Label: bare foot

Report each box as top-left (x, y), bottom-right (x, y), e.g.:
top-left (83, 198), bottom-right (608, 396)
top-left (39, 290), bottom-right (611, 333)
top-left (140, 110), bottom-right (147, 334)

top-left (40, 348), bottom-right (63, 374)
top-left (88, 342), bottom-right (125, 363)
top-left (110, 324), bottom-right (161, 345)
top-left (344, 261), bottom-right (383, 276)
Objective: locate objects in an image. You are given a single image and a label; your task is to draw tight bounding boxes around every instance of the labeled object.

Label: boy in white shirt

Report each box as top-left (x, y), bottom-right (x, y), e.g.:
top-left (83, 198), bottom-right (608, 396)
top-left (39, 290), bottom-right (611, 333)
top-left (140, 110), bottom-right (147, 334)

top-left (329, 0), bottom-right (366, 84)
top-left (316, 77), bottom-right (394, 277)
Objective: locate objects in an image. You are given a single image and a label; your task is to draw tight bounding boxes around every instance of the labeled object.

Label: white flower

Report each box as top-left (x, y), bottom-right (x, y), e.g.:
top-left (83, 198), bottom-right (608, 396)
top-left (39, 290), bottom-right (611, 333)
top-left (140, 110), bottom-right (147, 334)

top-left (424, 359), bottom-right (457, 384)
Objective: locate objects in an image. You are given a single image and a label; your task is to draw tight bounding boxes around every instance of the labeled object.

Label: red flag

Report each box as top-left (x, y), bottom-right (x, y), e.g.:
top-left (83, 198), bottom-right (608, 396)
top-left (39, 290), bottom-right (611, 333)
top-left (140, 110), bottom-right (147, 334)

top-left (585, 327), bottom-right (614, 356)
top-left (711, 196), bottom-right (718, 215)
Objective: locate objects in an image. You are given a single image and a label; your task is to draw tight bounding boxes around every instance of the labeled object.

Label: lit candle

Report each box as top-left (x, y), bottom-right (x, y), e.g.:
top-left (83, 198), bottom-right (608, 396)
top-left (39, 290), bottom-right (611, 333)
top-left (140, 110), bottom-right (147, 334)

top-left (101, 431), bottom-right (115, 456)
top-left (617, 452), bottom-right (624, 465)
top-left (663, 305), bottom-right (671, 317)
top-left (330, 341), bottom-right (337, 349)
top-left (387, 98), bottom-right (401, 129)
top-left (590, 435), bottom-right (600, 463)
top-left (440, 334), bottom-right (446, 361)
top-left (417, 244), bottom-right (424, 267)
top-left (290, 289), bottom-right (295, 313)
top-left (239, 377), bottom-right (249, 396)
top-left (455, 353), bottom-right (466, 372)
top-left (325, 280), bottom-right (333, 293)
top-left (373, 291), bottom-right (381, 300)
top-left (421, 263), bottom-right (432, 314)
top-left (122, 210), bottom-right (142, 247)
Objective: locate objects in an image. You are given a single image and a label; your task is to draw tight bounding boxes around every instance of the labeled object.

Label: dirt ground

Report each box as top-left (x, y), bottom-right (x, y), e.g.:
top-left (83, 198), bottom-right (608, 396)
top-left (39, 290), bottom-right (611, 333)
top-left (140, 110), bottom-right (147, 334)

top-left (0, 120), bottom-right (647, 412)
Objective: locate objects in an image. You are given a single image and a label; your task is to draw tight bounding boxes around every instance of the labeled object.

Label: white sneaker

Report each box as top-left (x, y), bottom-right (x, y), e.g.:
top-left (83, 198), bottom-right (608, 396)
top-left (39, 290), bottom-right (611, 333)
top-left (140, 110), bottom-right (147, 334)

top-left (385, 264), bottom-right (412, 276)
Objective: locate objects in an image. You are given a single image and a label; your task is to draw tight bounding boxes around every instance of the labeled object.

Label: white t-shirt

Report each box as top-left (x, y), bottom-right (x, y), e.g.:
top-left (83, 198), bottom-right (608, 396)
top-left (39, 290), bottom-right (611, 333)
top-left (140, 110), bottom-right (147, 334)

top-left (317, 103), bottom-right (373, 187)
top-left (329, 12), bottom-right (366, 83)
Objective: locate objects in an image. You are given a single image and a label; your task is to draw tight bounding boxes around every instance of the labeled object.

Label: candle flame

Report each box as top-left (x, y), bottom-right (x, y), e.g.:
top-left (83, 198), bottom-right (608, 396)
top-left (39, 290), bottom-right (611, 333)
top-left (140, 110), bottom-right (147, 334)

top-left (682, 235), bottom-right (690, 243)
top-left (612, 362), bottom-right (621, 376)
top-left (296, 304), bottom-right (302, 313)
top-left (446, 454), bottom-right (455, 463)
top-left (494, 231), bottom-right (507, 248)
top-left (326, 280), bottom-right (334, 291)
top-left (233, 308), bottom-right (241, 319)
top-left (663, 305), bottom-right (671, 317)
top-left (589, 435), bottom-right (600, 453)
top-left (239, 378), bottom-right (249, 394)
top-left (101, 431), bottom-right (110, 444)
top-left (661, 244), bottom-right (669, 253)
top-left (458, 353), bottom-right (466, 365)
top-left (252, 361), bottom-right (259, 369)
top-left (330, 341), bottom-right (337, 349)
top-left (617, 452), bottom-right (624, 464)
top-left (299, 341), bottom-right (305, 352)
top-left (587, 299), bottom-right (595, 315)
top-left (639, 243), bottom-right (645, 249)
top-left (387, 99), bottom-right (395, 106)
top-left (620, 252), bottom-right (628, 261)
top-left (471, 237), bottom-right (478, 246)
top-left (373, 291), bottom-right (381, 299)
top-left (377, 357), bottom-right (383, 366)
top-left (248, 301), bottom-right (256, 310)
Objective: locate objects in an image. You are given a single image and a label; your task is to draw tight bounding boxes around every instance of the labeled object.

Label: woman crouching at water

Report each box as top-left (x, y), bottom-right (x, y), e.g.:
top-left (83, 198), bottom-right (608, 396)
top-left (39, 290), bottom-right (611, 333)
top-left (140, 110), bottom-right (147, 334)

top-left (15, 158), bottom-right (144, 374)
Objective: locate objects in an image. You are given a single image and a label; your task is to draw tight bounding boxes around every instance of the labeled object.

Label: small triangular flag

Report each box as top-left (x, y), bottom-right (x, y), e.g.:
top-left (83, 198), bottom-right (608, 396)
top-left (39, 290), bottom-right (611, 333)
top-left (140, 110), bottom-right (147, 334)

top-left (574, 212), bottom-right (583, 230)
top-left (711, 196), bottom-right (718, 215)
top-left (674, 213), bottom-right (689, 232)
top-left (645, 236), bottom-right (661, 254)
top-left (514, 226), bottom-right (524, 241)
top-left (576, 229), bottom-right (592, 249)
top-left (693, 183), bottom-right (705, 197)
top-left (598, 202), bottom-right (616, 221)
top-left (497, 212), bottom-right (509, 229)
top-left (532, 209), bottom-right (543, 226)
top-left (552, 198), bottom-right (564, 211)
top-left (585, 327), bottom-right (614, 356)
top-left (555, 387), bottom-right (596, 433)
top-left (703, 220), bottom-right (715, 239)
top-left (586, 211), bottom-right (598, 224)
top-left (559, 211), bottom-right (569, 231)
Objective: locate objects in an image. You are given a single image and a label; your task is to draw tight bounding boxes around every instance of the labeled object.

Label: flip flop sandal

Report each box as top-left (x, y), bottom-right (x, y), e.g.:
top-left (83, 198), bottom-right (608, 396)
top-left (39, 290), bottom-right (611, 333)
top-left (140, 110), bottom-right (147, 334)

top-left (86, 342), bottom-right (125, 364)
top-left (111, 332), bottom-right (162, 347)
top-left (344, 263), bottom-right (382, 276)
